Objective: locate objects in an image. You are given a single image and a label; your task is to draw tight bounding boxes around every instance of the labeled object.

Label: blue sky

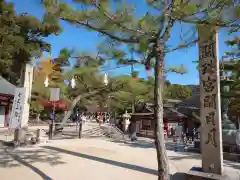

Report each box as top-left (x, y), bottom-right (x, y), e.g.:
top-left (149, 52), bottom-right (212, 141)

top-left (10, 0), bottom-right (238, 85)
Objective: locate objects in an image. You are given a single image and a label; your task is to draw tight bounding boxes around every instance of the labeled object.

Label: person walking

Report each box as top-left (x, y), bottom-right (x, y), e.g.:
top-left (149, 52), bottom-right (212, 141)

top-left (192, 128), bottom-right (196, 142)
top-left (81, 113), bottom-right (87, 124)
top-left (128, 120), bottom-right (137, 141)
top-left (127, 121), bottom-right (132, 138)
top-left (185, 128), bottom-right (189, 141)
top-left (103, 113), bottom-right (106, 124)
top-left (48, 110), bottom-right (54, 139)
top-left (75, 109), bottom-right (80, 131)
top-left (76, 109), bottom-right (83, 138)
top-left (97, 112), bottom-right (103, 126)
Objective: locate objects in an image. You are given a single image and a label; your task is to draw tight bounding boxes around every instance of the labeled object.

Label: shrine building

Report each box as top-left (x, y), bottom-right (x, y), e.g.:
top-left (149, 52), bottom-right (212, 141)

top-left (0, 76), bottom-right (16, 127)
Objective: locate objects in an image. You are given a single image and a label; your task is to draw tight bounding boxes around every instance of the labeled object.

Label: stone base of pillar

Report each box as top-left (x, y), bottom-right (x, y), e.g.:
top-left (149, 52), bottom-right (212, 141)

top-left (36, 129), bottom-right (40, 143)
top-left (13, 127), bottom-right (28, 144)
top-left (185, 167), bottom-right (237, 180)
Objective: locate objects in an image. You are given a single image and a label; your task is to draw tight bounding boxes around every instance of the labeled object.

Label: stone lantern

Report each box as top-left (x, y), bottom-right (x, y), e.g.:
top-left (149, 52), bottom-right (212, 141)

top-left (122, 110), bottom-right (131, 132)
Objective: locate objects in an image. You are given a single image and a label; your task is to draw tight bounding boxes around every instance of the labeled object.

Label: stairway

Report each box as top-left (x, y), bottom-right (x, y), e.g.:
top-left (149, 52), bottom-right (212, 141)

top-left (56, 121), bottom-right (129, 140)
top-left (100, 124), bottom-right (130, 142)
top-left (81, 122), bottom-right (108, 138)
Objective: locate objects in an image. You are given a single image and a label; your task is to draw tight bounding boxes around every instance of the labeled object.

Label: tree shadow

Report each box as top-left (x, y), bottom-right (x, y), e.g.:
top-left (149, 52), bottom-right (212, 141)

top-left (9, 153), bottom-right (53, 180)
top-left (42, 145), bottom-right (159, 176)
top-left (108, 139), bottom-right (155, 149)
top-left (42, 145), bottom-right (186, 179)
top-left (107, 139), bottom-right (193, 153)
top-left (0, 146), bottom-right (66, 179)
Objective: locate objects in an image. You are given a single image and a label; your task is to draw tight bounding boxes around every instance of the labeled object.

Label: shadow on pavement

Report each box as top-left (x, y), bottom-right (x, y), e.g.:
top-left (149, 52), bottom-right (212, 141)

top-left (108, 139), bottom-right (155, 149)
top-left (107, 139), bottom-right (194, 153)
top-left (9, 152), bottom-right (53, 180)
top-left (0, 146), bottom-right (66, 180)
top-left (42, 145), bottom-right (186, 179)
top-left (42, 145), bottom-right (159, 176)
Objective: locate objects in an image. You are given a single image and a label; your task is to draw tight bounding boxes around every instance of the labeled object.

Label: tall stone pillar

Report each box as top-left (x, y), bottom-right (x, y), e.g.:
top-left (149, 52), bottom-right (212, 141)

top-left (20, 64), bottom-right (33, 128)
top-left (198, 25), bottom-right (223, 175)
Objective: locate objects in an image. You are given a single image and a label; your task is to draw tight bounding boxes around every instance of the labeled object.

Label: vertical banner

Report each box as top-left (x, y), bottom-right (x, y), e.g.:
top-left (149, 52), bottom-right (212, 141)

top-left (9, 88), bottom-right (27, 129)
top-left (198, 25), bottom-right (223, 174)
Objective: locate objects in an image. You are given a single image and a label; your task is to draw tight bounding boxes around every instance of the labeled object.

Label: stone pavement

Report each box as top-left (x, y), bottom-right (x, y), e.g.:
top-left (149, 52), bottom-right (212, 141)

top-left (0, 137), bottom-right (239, 180)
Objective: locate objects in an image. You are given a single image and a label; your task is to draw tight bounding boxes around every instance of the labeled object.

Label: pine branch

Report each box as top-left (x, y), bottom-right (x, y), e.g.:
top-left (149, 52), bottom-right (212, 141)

top-left (165, 38), bottom-right (199, 53)
top-left (161, 16), bottom-right (175, 42)
top-left (177, 0), bottom-right (226, 20)
top-left (60, 17), bottom-right (140, 44)
top-left (92, 0), bottom-right (148, 36)
top-left (172, 15), bottom-right (240, 29)
top-left (170, 0), bottom-right (238, 29)
top-left (156, 1), bottom-right (174, 38)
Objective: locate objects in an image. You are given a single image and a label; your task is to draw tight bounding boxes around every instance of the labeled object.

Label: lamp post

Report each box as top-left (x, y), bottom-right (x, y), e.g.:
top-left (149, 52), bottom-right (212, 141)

top-left (44, 75), bottom-right (54, 140)
top-left (130, 48), bottom-right (135, 114)
top-left (67, 76), bottom-right (82, 139)
top-left (68, 76), bottom-right (82, 139)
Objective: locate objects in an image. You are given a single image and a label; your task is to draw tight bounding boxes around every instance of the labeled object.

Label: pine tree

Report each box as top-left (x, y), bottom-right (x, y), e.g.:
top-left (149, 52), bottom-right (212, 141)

top-left (221, 35), bottom-right (240, 125)
top-left (0, 0), bottom-right (61, 85)
top-left (42, 1), bottom-right (240, 179)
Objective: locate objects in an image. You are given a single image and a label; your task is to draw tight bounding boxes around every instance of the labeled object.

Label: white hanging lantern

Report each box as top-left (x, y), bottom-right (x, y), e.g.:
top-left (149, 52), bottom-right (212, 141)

top-left (44, 76), bottom-right (49, 87)
top-left (71, 77), bottom-right (76, 88)
top-left (104, 73), bottom-right (108, 86)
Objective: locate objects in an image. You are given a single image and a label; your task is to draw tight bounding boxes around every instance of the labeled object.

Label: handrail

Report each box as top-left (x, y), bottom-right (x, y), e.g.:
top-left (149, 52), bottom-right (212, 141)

top-left (109, 124), bottom-right (125, 139)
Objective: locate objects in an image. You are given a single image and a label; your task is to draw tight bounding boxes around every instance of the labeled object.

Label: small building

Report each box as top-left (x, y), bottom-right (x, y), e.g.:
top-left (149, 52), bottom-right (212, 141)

top-left (131, 101), bottom-right (187, 138)
top-left (0, 76), bottom-right (16, 127)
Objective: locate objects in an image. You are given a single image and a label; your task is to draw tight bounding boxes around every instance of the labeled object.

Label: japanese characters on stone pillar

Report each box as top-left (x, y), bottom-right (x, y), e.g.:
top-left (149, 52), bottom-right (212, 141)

top-left (9, 88), bottom-right (26, 129)
top-left (198, 25), bottom-right (223, 175)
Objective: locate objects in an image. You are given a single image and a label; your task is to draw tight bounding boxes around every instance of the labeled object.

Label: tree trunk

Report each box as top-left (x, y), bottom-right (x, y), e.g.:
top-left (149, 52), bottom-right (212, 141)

top-left (60, 89), bottom-right (104, 128)
top-left (154, 42), bottom-right (169, 180)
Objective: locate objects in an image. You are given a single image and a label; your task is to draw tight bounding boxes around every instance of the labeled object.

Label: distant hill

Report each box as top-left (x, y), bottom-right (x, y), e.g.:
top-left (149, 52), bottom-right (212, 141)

top-left (169, 84), bottom-right (200, 96)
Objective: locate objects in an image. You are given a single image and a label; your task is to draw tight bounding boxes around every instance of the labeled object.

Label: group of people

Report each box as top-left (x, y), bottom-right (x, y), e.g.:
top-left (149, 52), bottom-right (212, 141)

top-left (96, 112), bottom-right (110, 124)
top-left (170, 127), bottom-right (197, 143)
top-left (70, 111), bottom-right (111, 125)
top-left (71, 109), bottom-right (87, 124)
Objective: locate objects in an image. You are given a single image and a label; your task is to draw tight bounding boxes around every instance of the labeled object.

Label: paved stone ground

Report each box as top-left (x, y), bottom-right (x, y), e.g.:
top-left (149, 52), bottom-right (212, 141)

top-left (0, 137), bottom-right (239, 180)
top-left (0, 123), bottom-right (239, 180)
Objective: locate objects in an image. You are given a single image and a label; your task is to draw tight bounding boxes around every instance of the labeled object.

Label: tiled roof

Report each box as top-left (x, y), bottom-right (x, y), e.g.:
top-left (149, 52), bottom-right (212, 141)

top-left (174, 95), bottom-right (200, 120)
top-left (134, 102), bottom-right (186, 119)
top-left (177, 106), bottom-right (200, 117)
top-left (175, 95), bottom-right (200, 109)
top-left (0, 76), bottom-right (16, 95)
